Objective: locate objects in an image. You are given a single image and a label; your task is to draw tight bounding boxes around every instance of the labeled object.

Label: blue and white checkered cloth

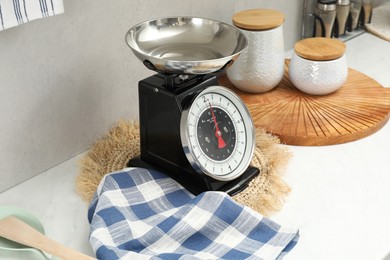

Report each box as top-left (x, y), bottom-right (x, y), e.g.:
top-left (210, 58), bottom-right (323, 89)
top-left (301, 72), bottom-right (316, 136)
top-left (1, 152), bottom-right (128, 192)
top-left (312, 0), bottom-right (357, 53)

top-left (88, 168), bottom-right (299, 259)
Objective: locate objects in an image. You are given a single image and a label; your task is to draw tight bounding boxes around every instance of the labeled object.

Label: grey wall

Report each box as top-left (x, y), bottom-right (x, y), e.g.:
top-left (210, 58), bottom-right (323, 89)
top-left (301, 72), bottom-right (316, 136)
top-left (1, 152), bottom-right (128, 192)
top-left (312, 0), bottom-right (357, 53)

top-left (0, 0), bottom-right (303, 192)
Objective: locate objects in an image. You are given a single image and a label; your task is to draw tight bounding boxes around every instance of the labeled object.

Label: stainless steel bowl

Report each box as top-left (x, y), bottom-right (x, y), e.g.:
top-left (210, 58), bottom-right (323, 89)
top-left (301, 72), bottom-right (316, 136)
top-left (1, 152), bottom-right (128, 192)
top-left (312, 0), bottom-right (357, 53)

top-left (125, 17), bottom-right (248, 74)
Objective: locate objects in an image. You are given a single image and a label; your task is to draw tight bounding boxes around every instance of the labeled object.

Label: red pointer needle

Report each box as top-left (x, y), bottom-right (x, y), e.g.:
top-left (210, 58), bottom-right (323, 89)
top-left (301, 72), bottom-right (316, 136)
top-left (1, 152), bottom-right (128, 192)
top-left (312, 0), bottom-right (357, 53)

top-left (209, 103), bottom-right (226, 149)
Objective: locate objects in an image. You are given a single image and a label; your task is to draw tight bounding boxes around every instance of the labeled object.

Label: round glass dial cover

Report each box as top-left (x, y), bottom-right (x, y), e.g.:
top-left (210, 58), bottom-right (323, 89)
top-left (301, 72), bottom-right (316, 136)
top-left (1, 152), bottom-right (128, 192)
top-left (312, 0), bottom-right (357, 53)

top-left (180, 86), bottom-right (255, 181)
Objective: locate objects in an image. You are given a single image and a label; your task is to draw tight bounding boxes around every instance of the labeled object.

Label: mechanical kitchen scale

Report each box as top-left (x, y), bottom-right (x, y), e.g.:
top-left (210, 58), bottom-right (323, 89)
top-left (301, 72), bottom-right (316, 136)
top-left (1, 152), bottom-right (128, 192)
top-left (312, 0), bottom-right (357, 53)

top-left (125, 17), bottom-right (260, 196)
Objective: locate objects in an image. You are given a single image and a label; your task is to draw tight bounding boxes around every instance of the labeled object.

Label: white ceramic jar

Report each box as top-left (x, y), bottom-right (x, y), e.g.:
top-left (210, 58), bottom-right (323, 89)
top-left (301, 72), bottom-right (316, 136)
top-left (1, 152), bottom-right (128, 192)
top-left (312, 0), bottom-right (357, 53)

top-left (226, 9), bottom-right (285, 93)
top-left (289, 37), bottom-right (348, 95)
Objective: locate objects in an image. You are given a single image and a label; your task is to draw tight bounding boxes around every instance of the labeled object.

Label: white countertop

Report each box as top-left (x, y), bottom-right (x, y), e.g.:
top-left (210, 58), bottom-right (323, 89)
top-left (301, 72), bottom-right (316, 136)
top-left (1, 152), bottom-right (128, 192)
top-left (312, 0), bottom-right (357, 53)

top-left (0, 33), bottom-right (389, 260)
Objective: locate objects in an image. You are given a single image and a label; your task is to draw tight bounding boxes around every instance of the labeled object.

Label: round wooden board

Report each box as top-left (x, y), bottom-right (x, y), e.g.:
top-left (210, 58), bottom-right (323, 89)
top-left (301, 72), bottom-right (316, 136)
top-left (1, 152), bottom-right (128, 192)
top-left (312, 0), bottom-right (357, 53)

top-left (219, 61), bottom-right (390, 146)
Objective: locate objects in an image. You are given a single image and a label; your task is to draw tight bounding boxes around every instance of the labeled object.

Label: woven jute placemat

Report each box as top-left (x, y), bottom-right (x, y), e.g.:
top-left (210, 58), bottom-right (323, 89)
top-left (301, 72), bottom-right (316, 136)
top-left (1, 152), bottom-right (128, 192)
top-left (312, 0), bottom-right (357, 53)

top-left (76, 120), bottom-right (292, 216)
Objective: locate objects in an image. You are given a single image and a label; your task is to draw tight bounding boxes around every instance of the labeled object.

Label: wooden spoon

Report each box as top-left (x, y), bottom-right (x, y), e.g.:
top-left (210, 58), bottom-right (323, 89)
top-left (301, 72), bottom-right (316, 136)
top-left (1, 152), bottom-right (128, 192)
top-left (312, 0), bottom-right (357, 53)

top-left (0, 216), bottom-right (95, 260)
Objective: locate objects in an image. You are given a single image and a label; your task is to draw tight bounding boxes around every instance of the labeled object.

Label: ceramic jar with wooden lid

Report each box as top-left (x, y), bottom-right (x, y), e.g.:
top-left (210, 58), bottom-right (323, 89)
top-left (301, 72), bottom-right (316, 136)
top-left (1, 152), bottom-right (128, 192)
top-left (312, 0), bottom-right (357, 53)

top-left (289, 37), bottom-right (348, 95)
top-left (226, 9), bottom-right (285, 93)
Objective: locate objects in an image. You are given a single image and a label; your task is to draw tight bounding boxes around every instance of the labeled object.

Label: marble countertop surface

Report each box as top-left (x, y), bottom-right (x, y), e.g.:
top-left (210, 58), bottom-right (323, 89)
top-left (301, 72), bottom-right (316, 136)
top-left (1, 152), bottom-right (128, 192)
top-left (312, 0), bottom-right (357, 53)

top-left (0, 33), bottom-right (389, 260)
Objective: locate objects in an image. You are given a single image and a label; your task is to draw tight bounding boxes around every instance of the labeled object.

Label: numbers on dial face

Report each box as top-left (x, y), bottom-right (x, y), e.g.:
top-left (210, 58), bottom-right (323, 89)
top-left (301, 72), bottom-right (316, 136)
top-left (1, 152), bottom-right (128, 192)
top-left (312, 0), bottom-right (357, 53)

top-left (187, 91), bottom-right (247, 177)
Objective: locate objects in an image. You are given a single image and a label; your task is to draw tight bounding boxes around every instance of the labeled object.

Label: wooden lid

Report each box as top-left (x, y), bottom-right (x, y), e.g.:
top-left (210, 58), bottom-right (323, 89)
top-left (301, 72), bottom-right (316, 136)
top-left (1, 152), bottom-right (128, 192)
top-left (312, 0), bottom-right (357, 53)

top-left (294, 37), bottom-right (346, 61)
top-left (232, 9), bottom-right (285, 30)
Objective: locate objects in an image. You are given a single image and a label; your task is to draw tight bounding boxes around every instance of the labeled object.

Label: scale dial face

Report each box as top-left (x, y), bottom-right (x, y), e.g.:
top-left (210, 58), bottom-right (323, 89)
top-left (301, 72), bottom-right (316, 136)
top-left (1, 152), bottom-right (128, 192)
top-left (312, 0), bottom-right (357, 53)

top-left (180, 86), bottom-right (255, 181)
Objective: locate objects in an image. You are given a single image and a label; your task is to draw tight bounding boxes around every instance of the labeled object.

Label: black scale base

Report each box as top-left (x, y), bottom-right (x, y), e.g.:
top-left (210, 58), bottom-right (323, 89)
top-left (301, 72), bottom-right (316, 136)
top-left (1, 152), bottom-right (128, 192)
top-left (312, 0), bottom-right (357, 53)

top-left (128, 157), bottom-right (259, 196)
top-left (127, 73), bottom-right (260, 196)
